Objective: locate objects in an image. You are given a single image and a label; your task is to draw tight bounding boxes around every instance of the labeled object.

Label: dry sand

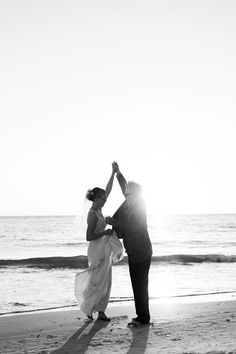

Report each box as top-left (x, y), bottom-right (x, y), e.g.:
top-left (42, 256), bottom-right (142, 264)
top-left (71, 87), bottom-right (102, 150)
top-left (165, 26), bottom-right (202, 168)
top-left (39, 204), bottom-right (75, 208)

top-left (0, 297), bottom-right (236, 354)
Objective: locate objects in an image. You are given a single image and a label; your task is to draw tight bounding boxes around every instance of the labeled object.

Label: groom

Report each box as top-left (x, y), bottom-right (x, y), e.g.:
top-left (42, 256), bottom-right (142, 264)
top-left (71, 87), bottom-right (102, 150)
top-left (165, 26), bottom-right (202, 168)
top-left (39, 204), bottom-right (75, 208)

top-left (106, 162), bottom-right (152, 325)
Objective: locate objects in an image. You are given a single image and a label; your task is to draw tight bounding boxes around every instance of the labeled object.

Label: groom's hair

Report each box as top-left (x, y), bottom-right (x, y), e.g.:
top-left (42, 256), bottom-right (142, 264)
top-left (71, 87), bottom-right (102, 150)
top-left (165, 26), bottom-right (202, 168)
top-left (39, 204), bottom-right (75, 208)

top-left (86, 187), bottom-right (106, 201)
top-left (125, 181), bottom-right (142, 197)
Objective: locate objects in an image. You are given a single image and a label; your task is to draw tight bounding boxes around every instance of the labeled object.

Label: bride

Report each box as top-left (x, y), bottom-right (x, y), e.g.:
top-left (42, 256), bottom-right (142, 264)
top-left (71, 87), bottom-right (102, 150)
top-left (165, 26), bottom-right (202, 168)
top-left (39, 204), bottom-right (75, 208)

top-left (75, 164), bottom-right (123, 321)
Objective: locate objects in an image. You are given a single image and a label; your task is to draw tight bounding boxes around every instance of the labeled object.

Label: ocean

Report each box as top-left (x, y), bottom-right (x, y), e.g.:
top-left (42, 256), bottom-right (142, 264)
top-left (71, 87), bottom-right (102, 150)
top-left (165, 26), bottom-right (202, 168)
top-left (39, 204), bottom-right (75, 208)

top-left (0, 214), bottom-right (236, 316)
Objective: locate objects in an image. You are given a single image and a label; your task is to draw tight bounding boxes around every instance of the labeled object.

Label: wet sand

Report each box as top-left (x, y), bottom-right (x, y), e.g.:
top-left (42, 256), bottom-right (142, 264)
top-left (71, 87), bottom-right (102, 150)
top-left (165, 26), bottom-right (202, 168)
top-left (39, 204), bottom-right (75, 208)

top-left (1, 298), bottom-right (236, 353)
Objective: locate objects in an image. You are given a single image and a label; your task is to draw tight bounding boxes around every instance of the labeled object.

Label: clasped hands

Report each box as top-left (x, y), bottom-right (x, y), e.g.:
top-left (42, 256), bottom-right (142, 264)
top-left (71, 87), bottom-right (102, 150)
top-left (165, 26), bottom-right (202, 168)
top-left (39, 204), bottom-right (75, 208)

top-left (105, 216), bottom-right (115, 225)
top-left (112, 161), bottom-right (120, 175)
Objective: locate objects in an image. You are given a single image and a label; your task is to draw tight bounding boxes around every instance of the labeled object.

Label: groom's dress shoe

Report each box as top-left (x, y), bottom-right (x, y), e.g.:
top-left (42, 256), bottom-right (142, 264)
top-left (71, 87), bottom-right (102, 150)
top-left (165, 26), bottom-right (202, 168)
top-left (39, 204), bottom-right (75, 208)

top-left (97, 315), bottom-right (111, 321)
top-left (128, 318), bottom-right (150, 326)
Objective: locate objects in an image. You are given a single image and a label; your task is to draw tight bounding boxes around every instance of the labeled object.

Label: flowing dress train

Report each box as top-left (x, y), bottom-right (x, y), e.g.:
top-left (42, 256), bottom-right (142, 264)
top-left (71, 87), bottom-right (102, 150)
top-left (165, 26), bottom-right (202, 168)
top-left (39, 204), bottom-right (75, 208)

top-left (75, 210), bottom-right (123, 316)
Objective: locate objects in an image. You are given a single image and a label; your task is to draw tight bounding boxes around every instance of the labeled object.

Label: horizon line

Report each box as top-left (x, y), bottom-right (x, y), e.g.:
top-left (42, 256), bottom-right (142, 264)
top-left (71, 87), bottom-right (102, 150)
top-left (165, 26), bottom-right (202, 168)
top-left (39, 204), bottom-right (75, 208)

top-left (0, 212), bottom-right (236, 218)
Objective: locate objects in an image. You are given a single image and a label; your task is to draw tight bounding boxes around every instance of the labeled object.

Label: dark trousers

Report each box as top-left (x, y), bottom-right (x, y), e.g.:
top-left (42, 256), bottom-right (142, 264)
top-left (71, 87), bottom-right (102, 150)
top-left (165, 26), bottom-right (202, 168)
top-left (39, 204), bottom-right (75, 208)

top-left (128, 257), bottom-right (151, 323)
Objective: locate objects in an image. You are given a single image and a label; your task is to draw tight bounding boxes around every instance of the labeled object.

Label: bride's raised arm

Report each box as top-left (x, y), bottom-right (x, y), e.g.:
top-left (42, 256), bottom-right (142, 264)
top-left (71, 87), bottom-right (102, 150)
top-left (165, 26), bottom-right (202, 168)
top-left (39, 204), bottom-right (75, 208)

top-left (105, 164), bottom-right (116, 198)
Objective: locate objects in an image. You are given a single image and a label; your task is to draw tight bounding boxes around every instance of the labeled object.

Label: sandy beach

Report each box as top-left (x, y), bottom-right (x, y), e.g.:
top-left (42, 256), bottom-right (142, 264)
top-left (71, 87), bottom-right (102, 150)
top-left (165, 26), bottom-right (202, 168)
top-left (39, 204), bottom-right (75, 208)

top-left (1, 297), bottom-right (236, 354)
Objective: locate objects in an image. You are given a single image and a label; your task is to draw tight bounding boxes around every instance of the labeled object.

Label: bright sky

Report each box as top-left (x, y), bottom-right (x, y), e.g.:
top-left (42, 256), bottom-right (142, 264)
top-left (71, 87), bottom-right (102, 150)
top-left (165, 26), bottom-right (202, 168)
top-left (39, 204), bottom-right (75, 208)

top-left (0, 0), bottom-right (236, 216)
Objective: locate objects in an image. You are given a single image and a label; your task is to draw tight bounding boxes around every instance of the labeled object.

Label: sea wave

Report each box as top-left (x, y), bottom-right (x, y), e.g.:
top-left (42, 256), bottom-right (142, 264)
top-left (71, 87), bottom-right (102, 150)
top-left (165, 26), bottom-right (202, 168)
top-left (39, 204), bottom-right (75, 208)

top-left (155, 254), bottom-right (236, 263)
top-left (1, 253), bottom-right (236, 269)
top-left (0, 256), bottom-right (89, 269)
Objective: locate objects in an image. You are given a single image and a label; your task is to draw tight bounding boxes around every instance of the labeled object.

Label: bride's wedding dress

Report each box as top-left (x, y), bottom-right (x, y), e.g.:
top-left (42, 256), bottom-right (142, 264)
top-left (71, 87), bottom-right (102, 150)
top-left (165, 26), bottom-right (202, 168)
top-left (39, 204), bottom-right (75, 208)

top-left (75, 210), bottom-right (123, 316)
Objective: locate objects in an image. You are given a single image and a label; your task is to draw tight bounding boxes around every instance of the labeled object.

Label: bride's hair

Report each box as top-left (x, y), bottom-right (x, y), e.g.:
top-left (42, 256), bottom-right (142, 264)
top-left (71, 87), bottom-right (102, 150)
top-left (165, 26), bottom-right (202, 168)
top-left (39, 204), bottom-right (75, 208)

top-left (86, 187), bottom-right (106, 201)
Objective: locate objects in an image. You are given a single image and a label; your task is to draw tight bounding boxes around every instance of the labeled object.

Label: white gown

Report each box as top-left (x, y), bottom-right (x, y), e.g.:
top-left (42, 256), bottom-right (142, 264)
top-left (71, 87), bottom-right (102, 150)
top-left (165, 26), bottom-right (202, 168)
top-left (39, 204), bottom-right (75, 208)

top-left (75, 210), bottom-right (123, 316)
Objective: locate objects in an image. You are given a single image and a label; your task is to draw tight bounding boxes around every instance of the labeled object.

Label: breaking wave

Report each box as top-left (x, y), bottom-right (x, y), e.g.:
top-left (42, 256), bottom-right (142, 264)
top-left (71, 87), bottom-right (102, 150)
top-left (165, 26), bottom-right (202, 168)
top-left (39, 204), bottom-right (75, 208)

top-left (1, 253), bottom-right (236, 269)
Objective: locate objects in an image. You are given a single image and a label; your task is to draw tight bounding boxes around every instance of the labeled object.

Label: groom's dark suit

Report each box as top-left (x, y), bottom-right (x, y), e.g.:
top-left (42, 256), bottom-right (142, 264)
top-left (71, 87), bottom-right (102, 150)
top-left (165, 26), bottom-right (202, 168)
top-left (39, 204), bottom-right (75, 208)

top-left (112, 173), bottom-right (152, 324)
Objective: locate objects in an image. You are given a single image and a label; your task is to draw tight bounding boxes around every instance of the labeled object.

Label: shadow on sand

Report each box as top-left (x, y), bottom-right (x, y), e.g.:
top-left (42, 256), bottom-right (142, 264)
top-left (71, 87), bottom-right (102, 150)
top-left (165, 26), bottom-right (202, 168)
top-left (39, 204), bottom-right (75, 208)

top-left (127, 324), bottom-right (150, 354)
top-left (51, 320), bottom-right (109, 354)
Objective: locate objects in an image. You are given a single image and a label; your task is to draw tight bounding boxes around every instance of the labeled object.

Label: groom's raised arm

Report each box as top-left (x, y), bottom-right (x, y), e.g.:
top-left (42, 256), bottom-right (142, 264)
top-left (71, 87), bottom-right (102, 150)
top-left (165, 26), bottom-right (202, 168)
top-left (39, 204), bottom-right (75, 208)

top-left (112, 161), bottom-right (127, 197)
top-left (116, 172), bottom-right (127, 197)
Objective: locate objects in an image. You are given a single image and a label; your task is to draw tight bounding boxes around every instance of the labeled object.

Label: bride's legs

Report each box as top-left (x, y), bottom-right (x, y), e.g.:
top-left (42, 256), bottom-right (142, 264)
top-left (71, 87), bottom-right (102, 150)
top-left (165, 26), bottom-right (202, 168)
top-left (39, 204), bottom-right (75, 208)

top-left (96, 267), bottom-right (112, 321)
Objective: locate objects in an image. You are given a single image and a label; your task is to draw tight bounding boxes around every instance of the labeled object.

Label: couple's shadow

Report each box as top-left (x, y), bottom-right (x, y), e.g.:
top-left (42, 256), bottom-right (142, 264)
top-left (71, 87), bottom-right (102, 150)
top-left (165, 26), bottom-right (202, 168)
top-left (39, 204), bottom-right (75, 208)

top-left (51, 317), bottom-right (150, 354)
top-left (51, 319), bottom-right (109, 354)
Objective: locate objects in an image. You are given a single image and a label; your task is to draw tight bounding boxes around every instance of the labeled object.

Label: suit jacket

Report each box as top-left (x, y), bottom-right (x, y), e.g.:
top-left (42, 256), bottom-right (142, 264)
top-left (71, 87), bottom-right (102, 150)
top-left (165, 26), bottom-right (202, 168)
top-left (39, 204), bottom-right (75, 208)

top-left (112, 173), bottom-right (152, 263)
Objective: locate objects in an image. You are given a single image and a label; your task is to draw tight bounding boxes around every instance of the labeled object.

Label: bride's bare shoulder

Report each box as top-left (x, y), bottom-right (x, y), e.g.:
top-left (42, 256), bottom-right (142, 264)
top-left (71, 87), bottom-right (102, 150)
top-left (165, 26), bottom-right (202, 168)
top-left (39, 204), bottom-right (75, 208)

top-left (87, 209), bottom-right (98, 223)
